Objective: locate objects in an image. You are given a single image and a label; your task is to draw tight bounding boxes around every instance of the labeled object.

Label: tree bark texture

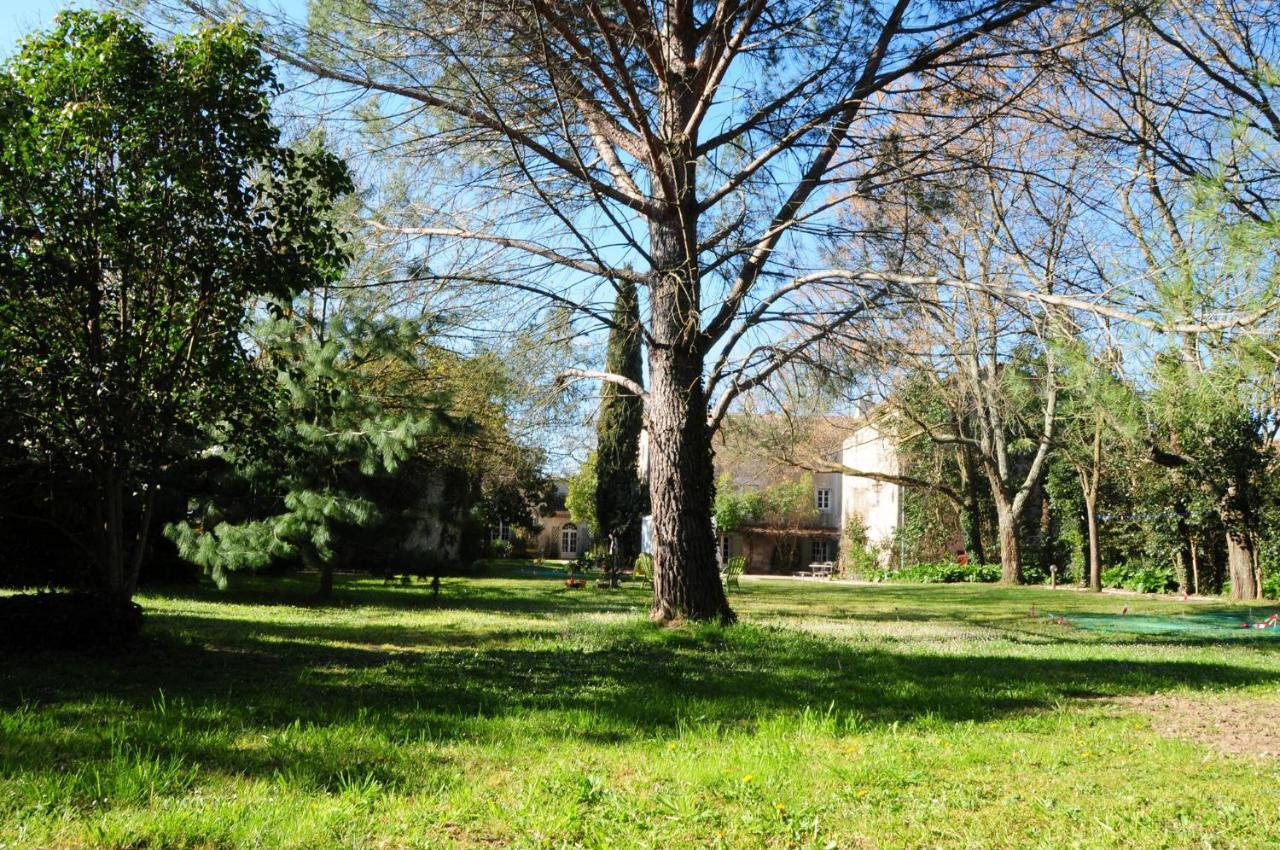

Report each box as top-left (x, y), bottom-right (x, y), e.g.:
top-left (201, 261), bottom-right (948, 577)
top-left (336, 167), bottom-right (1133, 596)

top-left (646, 342), bottom-right (733, 623)
top-left (1226, 530), bottom-right (1259, 600)
top-left (643, 37), bottom-right (735, 624)
top-left (995, 500), bottom-right (1022, 585)
top-left (645, 212), bottom-right (732, 623)
top-left (646, 200), bottom-right (734, 623)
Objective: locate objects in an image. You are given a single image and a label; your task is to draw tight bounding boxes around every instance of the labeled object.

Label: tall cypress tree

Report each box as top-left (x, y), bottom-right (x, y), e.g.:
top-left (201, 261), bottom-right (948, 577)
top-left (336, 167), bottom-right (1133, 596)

top-left (595, 281), bottom-right (647, 570)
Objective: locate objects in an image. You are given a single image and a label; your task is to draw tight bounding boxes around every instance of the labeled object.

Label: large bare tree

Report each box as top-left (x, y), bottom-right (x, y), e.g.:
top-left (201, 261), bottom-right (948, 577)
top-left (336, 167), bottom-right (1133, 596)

top-left (156, 0), bottom-right (1112, 620)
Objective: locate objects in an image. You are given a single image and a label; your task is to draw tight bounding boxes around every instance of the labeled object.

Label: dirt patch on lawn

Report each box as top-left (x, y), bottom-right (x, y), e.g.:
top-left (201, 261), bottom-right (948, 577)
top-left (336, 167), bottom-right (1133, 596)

top-left (1108, 692), bottom-right (1280, 760)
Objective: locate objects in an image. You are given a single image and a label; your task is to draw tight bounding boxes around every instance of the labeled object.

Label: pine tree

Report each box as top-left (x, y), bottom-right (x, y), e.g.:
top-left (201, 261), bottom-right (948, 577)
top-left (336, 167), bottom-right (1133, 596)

top-left (166, 308), bottom-right (443, 597)
top-left (594, 281), bottom-right (647, 572)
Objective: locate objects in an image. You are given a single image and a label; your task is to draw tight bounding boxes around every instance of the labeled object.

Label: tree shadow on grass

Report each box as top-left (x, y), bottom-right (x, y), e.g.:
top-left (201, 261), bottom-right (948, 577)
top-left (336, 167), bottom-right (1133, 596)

top-left (4, 595), bottom-right (1280, 798)
top-left (5, 611), bottom-right (1274, 783)
top-left (141, 574), bottom-right (650, 617)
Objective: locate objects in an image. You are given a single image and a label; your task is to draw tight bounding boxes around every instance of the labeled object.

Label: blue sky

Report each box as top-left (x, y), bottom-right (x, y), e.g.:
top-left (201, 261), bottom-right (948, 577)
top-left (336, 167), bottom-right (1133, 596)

top-left (0, 0), bottom-right (76, 56)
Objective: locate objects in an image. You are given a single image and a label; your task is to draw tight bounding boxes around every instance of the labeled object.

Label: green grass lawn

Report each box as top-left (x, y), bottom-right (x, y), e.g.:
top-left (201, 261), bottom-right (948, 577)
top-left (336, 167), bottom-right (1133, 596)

top-left (3, 571), bottom-right (1279, 849)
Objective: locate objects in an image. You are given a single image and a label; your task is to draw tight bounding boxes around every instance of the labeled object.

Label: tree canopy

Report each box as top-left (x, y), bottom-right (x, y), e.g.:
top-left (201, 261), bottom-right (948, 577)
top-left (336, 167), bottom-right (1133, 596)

top-left (0, 11), bottom-right (351, 602)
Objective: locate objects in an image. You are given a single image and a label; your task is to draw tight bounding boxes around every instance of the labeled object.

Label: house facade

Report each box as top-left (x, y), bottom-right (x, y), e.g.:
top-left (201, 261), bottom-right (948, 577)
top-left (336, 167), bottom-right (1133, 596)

top-left (840, 420), bottom-right (902, 547)
top-left (712, 418), bottom-right (902, 574)
top-left (532, 479), bottom-right (595, 560)
top-left (716, 469), bottom-right (845, 572)
top-left (485, 478), bottom-right (595, 561)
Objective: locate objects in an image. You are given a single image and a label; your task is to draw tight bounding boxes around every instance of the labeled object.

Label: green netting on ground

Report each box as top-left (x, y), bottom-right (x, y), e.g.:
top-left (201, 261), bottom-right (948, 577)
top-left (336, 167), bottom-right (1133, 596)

top-left (1054, 610), bottom-right (1280, 638)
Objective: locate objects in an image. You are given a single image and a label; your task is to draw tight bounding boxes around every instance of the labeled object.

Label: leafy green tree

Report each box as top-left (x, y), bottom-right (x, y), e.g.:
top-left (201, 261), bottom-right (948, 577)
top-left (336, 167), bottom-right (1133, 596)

top-left (166, 311), bottom-right (442, 596)
top-left (565, 453), bottom-right (598, 536)
top-left (891, 373), bottom-right (996, 565)
top-left (594, 281), bottom-right (647, 568)
top-left (1147, 354), bottom-right (1276, 600)
top-left (713, 475), bottom-right (763, 536)
top-left (0, 13), bottom-right (350, 604)
top-left (1050, 340), bottom-right (1144, 591)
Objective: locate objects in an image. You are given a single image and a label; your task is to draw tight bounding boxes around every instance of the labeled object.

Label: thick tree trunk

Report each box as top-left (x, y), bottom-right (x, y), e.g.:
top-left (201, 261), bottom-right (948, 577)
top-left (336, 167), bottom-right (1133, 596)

top-left (647, 341), bottom-right (734, 624)
top-left (1083, 487), bottom-right (1101, 592)
top-left (1226, 530), bottom-right (1259, 600)
top-left (643, 50), bottom-right (735, 623)
top-left (93, 470), bottom-right (131, 604)
top-left (641, 28), bottom-right (735, 623)
top-left (995, 501), bottom-right (1022, 585)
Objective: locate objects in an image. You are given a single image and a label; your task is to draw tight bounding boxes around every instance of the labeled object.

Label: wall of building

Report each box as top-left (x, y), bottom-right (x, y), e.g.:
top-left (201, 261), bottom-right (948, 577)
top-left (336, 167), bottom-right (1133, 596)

top-left (637, 418), bottom-right (902, 568)
top-left (840, 422), bottom-right (901, 547)
top-left (813, 470), bottom-right (843, 530)
top-left (535, 512), bottom-right (594, 560)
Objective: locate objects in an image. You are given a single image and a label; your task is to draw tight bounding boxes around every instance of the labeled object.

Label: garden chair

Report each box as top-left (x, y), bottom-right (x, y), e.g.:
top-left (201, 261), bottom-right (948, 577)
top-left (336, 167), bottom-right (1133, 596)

top-left (720, 555), bottom-right (746, 591)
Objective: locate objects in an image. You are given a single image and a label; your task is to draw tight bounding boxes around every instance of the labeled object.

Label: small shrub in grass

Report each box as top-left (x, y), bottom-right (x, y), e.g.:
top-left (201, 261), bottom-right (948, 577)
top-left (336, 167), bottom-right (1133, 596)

top-left (633, 553), bottom-right (653, 579)
top-left (1101, 561), bottom-right (1176, 593)
top-left (867, 561), bottom-right (1000, 584)
top-left (1264, 571), bottom-right (1280, 600)
top-left (577, 544), bottom-right (611, 571)
top-left (1100, 564), bottom-right (1125, 587)
top-left (963, 563), bottom-right (1001, 583)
